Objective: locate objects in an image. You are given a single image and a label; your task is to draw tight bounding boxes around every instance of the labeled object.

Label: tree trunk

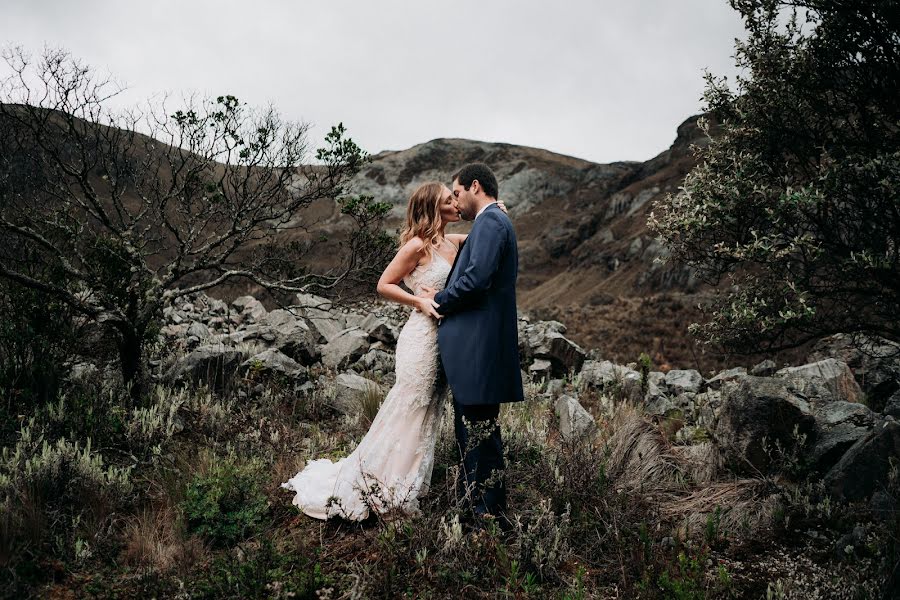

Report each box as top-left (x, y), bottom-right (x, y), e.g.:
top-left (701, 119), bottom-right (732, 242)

top-left (118, 326), bottom-right (145, 405)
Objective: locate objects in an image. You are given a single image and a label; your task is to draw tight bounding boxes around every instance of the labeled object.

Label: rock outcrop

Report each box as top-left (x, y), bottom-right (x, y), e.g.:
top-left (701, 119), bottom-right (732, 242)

top-left (157, 291), bottom-right (898, 503)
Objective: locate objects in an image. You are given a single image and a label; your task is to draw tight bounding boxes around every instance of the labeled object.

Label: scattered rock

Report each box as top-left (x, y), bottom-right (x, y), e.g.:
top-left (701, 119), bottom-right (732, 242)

top-left (207, 296), bottom-right (228, 315)
top-left (647, 371), bottom-right (667, 390)
top-left (580, 360), bottom-right (643, 402)
top-left (714, 376), bottom-right (816, 474)
top-left (695, 390), bottom-right (723, 428)
top-left (884, 390), bottom-right (900, 418)
top-left (750, 359), bottom-right (777, 376)
top-left (665, 369), bottom-right (703, 395)
top-left (555, 394), bottom-right (597, 441)
top-left (186, 321), bottom-right (210, 341)
top-left (242, 348), bottom-right (307, 381)
top-left (529, 359), bottom-right (553, 380)
top-left (705, 367), bottom-right (747, 391)
top-left (776, 358), bottom-right (864, 404)
top-left (168, 343), bottom-right (247, 391)
top-left (232, 295), bottom-right (267, 323)
top-left (833, 525), bottom-right (867, 559)
top-left (808, 401), bottom-right (876, 472)
top-left (356, 348), bottom-right (395, 376)
top-left (357, 314), bottom-right (397, 345)
top-left (808, 333), bottom-right (900, 410)
top-left (525, 321), bottom-right (586, 376)
top-left (259, 309), bottom-right (321, 365)
top-left (824, 419), bottom-right (900, 502)
top-left (643, 382), bottom-right (673, 415)
top-left (322, 328), bottom-right (370, 371)
top-left (332, 372), bottom-right (384, 415)
top-left (545, 379), bottom-right (566, 399)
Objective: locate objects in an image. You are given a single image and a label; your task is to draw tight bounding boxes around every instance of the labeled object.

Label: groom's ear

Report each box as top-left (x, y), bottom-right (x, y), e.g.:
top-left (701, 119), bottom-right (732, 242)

top-left (470, 179), bottom-right (481, 195)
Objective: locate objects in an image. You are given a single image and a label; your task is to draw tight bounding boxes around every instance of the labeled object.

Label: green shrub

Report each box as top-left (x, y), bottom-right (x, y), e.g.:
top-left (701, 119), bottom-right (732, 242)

top-left (190, 538), bottom-right (328, 599)
top-left (181, 454), bottom-right (269, 547)
top-left (0, 418), bottom-right (133, 590)
top-left (0, 278), bottom-right (80, 415)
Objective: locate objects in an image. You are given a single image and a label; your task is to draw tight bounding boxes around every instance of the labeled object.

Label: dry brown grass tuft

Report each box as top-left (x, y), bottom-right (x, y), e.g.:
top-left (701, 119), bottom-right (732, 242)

top-left (674, 441), bottom-right (726, 484)
top-left (604, 402), bottom-right (688, 492)
top-left (661, 479), bottom-right (781, 541)
top-left (121, 506), bottom-right (205, 573)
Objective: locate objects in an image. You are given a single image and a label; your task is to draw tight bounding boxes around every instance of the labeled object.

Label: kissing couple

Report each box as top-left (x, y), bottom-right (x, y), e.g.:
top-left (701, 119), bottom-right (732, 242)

top-left (281, 162), bottom-right (524, 527)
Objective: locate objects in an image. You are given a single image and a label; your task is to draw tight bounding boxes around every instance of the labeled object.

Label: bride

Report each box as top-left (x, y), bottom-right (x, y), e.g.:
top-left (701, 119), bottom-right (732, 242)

top-left (281, 181), bottom-right (506, 520)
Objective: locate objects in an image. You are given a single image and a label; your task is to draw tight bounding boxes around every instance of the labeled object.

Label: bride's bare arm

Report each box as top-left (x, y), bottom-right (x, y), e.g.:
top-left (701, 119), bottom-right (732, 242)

top-left (376, 238), bottom-right (441, 318)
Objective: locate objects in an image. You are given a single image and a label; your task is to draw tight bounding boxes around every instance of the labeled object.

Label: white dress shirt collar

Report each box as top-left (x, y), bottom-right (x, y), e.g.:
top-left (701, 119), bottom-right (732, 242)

top-left (475, 201), bottom-right (498, 220)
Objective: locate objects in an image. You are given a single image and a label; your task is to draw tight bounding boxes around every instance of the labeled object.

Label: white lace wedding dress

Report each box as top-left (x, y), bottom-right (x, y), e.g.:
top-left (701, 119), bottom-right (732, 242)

top-left (281, 252), bottom-right (452, 520)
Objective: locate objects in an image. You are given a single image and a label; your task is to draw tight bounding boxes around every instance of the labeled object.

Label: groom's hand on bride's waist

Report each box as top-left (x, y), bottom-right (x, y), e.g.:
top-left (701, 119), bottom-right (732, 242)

top-left (417, 286), bottom-right (441, 320)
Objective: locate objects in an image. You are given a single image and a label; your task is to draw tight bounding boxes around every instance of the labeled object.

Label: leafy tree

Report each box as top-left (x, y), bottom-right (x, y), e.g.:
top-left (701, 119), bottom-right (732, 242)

top-left (0, 47), bottom-right (391, 402)
top-left (649, 0), bottom-right (900, 354)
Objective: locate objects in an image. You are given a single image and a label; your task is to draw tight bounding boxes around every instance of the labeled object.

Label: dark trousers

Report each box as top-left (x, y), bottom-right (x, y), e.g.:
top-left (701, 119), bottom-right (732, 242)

top-left (453, 399), bottom-right (506, 517)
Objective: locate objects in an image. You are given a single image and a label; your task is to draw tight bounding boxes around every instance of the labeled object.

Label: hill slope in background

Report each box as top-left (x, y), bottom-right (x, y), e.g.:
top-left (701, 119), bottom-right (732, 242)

top-left (2, 105), bottom-right (810, 372)
top-left (285, 115), bottom-right (808, 373)
top-left (221, 114), bottom-right (814, 372)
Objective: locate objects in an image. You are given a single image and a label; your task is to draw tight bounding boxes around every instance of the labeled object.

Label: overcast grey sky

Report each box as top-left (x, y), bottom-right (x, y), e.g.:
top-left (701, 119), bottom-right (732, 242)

top-left (1, 1), bottom-right (747, 164)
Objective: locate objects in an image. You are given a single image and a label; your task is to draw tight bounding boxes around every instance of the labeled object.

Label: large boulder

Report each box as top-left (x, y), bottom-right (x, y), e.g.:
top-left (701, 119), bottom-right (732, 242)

top-left (522, 321), bottom-right (587, 377)
top-left (750, 359), bottom-right (777, 376)
top-left (714, 376), bottom-right (817, 474)
top-left (808, 401), bottom-right (876, 472)
top-left (775, 358), bottom-right (864, 404)
top-left (358, 313), bottom-right (398, 345)
top-left (664, 369), bottom-right (704, 395)
top-left (555, 395), bottom-right (597, 441)
top-left (260, 309), bottom-right (321, 365)
top-left (355, 348), bottom-right (396, 378)
top-left (694, 390), bottom-right (723, 429)
top-left (884, 390), bottom-right (900, 418)
top-left (643, 381), bottom-right (673, 416)
top-left (322, 328), bottom-right (370, 371)
top-left (332, 372), bottom-right (384, 415)
top-left (705, 367), bottom-right (747, 391)
top-left (231, 295), bottom-right (267, 324)
top-left (579, 360), bottom-right (643, 402)
top-left (241, 348), bottom-right (308, 382)
top-left (168, 343), bottom-right (248, 390)
top-left (295, 293), bottom-right (345, 342)
top-left (807, 334), bottom-right (900, 411)
top-left (824, 419), bottom-right (900, 502)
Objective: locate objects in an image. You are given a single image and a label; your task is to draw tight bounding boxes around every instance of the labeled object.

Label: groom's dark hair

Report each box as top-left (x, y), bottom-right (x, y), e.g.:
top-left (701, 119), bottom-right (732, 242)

top-left (452, 163), bottom-right (499, 199)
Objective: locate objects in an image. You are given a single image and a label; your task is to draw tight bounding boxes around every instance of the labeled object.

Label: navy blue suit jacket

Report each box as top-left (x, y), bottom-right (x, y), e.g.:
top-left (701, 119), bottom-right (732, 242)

top-left (435, 203), bottom-right (525, 406)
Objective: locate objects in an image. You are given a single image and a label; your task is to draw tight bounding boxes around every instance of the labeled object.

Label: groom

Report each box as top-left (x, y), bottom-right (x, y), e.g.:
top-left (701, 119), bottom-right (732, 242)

top-left (422, 163), bottom-right (524, 523)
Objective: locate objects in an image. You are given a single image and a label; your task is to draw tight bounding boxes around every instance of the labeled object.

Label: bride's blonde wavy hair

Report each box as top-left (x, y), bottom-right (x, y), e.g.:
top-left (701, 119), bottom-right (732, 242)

top-left (399, 181), bottom-right (445, 257)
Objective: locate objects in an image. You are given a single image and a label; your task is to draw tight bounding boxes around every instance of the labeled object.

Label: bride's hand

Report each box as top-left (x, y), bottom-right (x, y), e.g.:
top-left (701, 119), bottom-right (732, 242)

top-left (414, 296), bottom-right (441, 319)
top-left (497, 200), bottom-right (509, 215)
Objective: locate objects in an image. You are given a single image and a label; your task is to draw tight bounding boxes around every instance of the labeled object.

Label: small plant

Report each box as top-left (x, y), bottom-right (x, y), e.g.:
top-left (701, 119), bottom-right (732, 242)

top-left (638, 351), bottom-right (652, 397)
top-left (704, 505), bottom-right (724, 546)
top-left (358, 382), bottom-right (384, 429)
top-left (190, 537), bottom-right (328, 599)
top-left (181, 453), bottom-right (269, 547)
top-left (656, 549), bottom-right (707, 600)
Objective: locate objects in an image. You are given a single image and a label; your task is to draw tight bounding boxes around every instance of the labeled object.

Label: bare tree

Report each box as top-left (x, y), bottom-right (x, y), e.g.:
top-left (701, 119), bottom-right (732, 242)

top-left (0, 47), bottom-right (392, 401)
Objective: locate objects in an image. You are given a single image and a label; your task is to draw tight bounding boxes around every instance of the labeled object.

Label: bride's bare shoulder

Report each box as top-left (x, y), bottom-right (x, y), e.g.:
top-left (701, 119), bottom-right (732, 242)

top-left (446, 233), bottom-right (467, 247)
top-left (399, 236), bottom-right (426, 254)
